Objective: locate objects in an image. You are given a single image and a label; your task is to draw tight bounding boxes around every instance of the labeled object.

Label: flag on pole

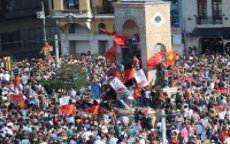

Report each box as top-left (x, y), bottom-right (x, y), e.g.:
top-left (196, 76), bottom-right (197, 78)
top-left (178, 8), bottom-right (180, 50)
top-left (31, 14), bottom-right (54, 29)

top-left (60, 104), bottom-right (75, 115)
top-left (114, 34), bottom-right (127, 46)
top-left (166, 51), bottom-right (177, 66)
top-left (133, 85), bottom-right (142, 99)
top-left (85, 105), bottom-right (100, 114)
top-left (122, 68), bottom-right (136, 83)
top-left (134, 69), bottom-right (148, 88)
top-left (133, 56), bottom-right (140, 67)
top-left (110, 77), bottom-right (130, 97)
top-left (104, 44), bottom-right (117, 63)
top-left (90, 82), bottom-right (101, 99)
top-left (99, 28), bottom-right (116, 36)
top-left (147, 50), bottom-right (164, 69)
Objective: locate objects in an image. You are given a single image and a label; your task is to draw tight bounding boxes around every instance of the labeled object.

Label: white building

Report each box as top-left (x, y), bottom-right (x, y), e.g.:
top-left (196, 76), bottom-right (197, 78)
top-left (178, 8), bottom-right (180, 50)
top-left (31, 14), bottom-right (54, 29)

top-left (184, 0), bottom-right (230, 54)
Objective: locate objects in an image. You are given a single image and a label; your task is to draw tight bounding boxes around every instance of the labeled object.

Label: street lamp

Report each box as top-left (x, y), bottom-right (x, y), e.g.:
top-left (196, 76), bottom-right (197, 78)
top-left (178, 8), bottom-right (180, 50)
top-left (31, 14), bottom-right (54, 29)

top-left (36, 1), bottom-right (47, 42)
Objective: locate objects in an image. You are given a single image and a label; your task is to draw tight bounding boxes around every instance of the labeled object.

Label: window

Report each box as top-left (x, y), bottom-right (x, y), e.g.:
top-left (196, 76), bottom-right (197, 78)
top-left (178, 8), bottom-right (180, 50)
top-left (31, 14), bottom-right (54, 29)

top-left (212, 0), bottom-right (222, 19)
top-left (197, 0), bottom-right (207, 19)
top-left (64, 0), bottom-right (79, 9)
top-left (68, 24), bottom-right (76, 34)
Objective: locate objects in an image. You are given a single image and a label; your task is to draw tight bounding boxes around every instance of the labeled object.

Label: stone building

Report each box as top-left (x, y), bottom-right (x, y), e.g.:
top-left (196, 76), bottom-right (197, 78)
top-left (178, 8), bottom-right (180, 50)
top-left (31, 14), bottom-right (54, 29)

top-left (48, 0), bottom-right (116, 55)
top-left (114, 0), bottom-right (171, 81)
top-left (184, 0), bottom-right (230, 54)
top-left (49, 0), bottom-right (182, 56)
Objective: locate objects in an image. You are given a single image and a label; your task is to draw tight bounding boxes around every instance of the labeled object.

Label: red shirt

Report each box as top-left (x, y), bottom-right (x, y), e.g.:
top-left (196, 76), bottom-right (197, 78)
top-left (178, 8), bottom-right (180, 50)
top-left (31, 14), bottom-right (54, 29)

top-left (220, 130), bottom-right (229, 142)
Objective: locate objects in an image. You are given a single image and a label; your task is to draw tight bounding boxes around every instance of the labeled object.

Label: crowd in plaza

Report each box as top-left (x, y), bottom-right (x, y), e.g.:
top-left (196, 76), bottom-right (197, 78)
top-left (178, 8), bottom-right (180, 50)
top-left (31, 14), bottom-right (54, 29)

top-left (0, 49), bottom-right (229, 144)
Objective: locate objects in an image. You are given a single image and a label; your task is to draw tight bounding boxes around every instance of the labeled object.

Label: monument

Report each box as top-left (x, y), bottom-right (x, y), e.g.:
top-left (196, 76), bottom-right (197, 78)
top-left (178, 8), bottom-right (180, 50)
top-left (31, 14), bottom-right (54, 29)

top-left (114, 0), bottom-right (172, 83)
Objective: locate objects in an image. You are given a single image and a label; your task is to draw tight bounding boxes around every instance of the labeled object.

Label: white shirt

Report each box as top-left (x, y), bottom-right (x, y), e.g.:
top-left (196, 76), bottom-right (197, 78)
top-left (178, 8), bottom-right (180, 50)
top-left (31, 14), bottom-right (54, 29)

top-left (3, 73), bottom-right (10, 81)
top-left (109, 137), bottom-right (119, 144)
top-left (0, 73), bottom-right (3, 80)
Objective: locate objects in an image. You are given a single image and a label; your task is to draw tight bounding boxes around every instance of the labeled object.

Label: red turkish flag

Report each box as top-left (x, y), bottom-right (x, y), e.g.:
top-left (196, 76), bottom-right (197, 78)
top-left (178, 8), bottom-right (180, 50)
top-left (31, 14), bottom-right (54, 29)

top-left (147, 50), bottom-right (164, 69)
top-left (85, 105), bottom-right (100, 115)
top-left (60, 104), bottom-right (76, 115)
top-left (114, 34), bottom-right (127, 46)
top-left (99, 28), bottom-right (116, 36)
top-left (166, 50), bottom-right (177, 66)
top-left (122, 68), bottom-right (136, 83)
top-left (133, 85), bottom-right (142, 99)
top-left (104, 44), bottom-right (117, 63)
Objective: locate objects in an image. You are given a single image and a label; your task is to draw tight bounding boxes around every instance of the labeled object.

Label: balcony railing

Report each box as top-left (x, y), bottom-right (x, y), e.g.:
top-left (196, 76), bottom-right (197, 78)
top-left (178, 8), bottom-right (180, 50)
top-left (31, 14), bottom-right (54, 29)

top-left (92, 6), bottom-right (114, 15)
top-left (197, 16), bottom-right (223, 25)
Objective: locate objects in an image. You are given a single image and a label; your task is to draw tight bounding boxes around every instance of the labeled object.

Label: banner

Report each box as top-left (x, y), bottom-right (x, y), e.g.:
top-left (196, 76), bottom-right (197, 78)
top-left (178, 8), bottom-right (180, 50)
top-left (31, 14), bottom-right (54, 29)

top-left (134, 69), bottom-right (148, 88)
top-left (59, 96), bottom-right (70, 106)
top-left (110, 77), bottom-right (130, 97)
top-left (90, 82), bottom-right (101, 99)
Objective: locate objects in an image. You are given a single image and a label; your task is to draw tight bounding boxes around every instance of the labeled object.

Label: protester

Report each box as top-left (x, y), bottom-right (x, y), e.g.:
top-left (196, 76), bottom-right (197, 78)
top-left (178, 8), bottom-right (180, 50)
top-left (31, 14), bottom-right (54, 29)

top-left (0, 50), bottom-right (229, 144)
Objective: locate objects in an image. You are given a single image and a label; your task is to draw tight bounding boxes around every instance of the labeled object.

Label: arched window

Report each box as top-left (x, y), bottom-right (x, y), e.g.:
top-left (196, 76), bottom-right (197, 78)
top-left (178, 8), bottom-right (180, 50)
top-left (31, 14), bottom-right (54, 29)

top-left (68, 24), bottom-right (75, 34)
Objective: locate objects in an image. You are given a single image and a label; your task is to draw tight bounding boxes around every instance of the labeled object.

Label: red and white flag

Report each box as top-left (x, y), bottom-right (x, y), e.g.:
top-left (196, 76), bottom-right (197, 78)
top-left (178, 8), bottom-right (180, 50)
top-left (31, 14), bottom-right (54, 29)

top-left (110, 77), bottom-right (130, 97)
top-left (134, 69), bottom-right (148, 88)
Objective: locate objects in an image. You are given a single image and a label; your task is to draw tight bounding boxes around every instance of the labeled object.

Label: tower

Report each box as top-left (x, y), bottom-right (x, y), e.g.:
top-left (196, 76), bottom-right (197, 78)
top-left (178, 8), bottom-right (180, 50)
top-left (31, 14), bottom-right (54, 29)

top-left (114, 0), bottom-right (172, 83)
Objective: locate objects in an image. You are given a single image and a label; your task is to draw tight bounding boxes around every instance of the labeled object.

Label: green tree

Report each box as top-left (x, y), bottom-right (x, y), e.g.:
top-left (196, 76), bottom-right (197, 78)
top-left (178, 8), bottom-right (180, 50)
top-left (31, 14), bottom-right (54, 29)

top-left (42, 64), bottom-right (89, 92)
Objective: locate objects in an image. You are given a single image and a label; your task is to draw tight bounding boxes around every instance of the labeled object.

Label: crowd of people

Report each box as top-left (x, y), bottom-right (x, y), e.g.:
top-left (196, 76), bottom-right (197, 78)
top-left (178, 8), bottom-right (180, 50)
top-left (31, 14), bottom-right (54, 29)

top-left (0, 50), bottom-right (229, 144)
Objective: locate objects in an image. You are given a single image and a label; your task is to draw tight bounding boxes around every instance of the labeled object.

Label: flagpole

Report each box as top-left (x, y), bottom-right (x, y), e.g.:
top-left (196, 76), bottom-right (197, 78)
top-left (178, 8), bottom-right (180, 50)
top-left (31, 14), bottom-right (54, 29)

top-left (161, 109), bottom-right (167, 144)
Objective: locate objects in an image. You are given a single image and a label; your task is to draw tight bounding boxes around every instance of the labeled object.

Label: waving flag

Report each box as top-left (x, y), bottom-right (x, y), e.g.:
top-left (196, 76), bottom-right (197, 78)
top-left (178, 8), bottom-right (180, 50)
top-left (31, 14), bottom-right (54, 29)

top-left (110, 77), bottom-right (130, 97)
top-left (147, 50), bottom-right (164, 69)
top-left (114, 34), bottom-right (127, 46)
top-left (133, 85), bottom-right (142, 99)
top-left (134, 69), bottom-right (148, 88)
top-left (60, 104), bottom-right (75, 115)
top-left (166, 51), bottom-right (177, 66)
top-left (104, 44), bottom-right (117, 63)
top-left (9, 93), bottom-right (27, 109)
top-left (90, 82), bottom-right (101, 99)
top-left (85, 105), bottom-right (100, 115)
top-left (122, 68), bottom-right (136, 83)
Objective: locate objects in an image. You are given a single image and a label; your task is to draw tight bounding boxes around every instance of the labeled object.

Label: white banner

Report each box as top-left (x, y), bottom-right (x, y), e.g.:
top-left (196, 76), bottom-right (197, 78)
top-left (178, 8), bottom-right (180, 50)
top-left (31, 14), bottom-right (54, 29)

top-left (134, 69), bottom-right (148, 88)
top-left (110, 77), bottom-right (130, 97)
top-left (59, 96), bottom-right (70, 106)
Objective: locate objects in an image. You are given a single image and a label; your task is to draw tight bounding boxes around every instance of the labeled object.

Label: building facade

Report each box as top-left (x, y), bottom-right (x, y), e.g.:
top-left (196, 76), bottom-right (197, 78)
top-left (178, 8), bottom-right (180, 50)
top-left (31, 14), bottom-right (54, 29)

top-left (49, 0), bottom-right (115, 56)
top-left (0, 0), bottom-right (57, 57)
top-left (49, 0), bottom-right (184, 56)
top-left (184, 0), bottom-right (230, 54)
top-left (167, 0), bottom-right (184, 55)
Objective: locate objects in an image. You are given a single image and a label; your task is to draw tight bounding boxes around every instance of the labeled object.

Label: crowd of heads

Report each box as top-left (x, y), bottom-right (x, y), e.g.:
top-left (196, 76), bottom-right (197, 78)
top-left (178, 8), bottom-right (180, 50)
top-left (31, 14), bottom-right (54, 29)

top-left (0, 51), bottom-right (229, 144)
